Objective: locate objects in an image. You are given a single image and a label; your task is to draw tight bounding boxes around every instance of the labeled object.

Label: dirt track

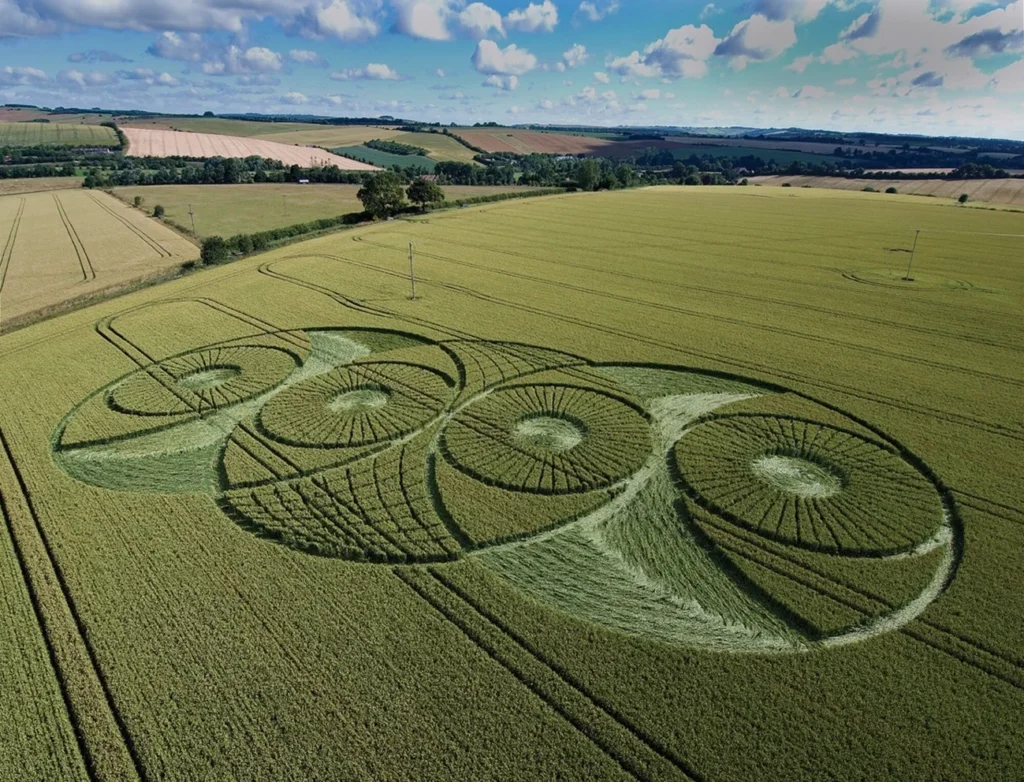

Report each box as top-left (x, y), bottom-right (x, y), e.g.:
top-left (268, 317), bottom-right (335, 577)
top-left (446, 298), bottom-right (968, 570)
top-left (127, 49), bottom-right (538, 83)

top-left (123, 128), bottom-right (379, 170)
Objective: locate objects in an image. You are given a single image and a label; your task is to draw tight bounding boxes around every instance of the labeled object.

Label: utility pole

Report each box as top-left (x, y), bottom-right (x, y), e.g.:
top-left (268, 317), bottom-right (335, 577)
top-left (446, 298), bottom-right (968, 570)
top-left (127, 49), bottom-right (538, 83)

top-left (905, 228), bottom-right (921, 281)
top-left (188, 203), bottom-right (197, 236)
top-left (409, 242), bottom-right (416, 300)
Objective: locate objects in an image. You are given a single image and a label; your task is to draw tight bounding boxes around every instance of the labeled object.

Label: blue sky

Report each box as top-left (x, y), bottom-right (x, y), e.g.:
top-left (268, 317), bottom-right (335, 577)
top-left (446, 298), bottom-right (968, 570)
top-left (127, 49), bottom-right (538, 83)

top-left (1, 0), bottom-right (1022, 138)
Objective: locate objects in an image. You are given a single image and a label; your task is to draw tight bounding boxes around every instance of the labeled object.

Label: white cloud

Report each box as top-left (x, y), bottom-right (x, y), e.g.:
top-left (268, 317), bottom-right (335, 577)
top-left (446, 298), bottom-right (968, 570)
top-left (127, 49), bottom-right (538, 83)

top-left (537, 98), bottom-right (555, 109)
top-left (392, 0), bottom-right (454, 40)
top-left (0, 65), bottom-right (48, 85)
top-left (594, 70), bottom-right (610, 83)
top-left (793, 84), bottom-right (831, 99)
top-left (700, 4), bottom-right (722, 21)
top-left (820, 42), bottom-right (858, 64)
top-left (637, 88), bottom-right (664, 100)
top-left (117, 67), bottom-right (181, 86)
top-left (68, 50), bottom-right (131, 63)
top-left (289, 49), bottom-right (328, 67)
top-left (147, 31), bottom-right (206, 62)
top-left (561, 43), bottom-right (588, 69)
top-left (484, 74), bottom-right (518, 90)
top-left (472, 39), bottom-right (537, 75)
top-left (714, 14), bottom-right (797, 67)
top-left (57, 69), bottom-right (117, 88)
top-left (576, 0), bottom-right (618, 22)
top-left (754, 0), bottom-right (830, 23)
top-left (505, 0), bottom-right (558, 33)
top-left (836, 77), bottom-right (857, 86)
top-left (610, 24), bottom-right (719, 81)
top-left (202, 46), bottom-right (283, 76)
top-left (307, 0), bottom-right (381, 40)
top-left (458, 2), bottom-right (504, 38)
top-left (989, 58), bottom-right (1024, 93)
top-left (436, 68), bottom-right (446, 77)
top-left (786, 54), bottom-right (814, 72)
top-left (281, 91), bottom-right (309, 104)
top-left (330, 62), bottom-right (402, 80)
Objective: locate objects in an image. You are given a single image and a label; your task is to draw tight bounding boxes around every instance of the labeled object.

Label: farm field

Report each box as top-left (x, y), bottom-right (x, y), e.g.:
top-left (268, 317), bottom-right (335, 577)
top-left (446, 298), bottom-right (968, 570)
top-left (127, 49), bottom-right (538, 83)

top-left (333, 144), bottom-right (437, 171)
top-left (121, 128), bottom-right (379, 170)
top-left (0, 176), bottom-right (84, 196)
top-left (110, 184), bottom-right (534, 237)
top-left (0, 121), bottom-right (118, 147)
top-left (121, 117), bottom-right (404, 148)
top-left (0, 189), bottom-right (197, 328)
top-left (392, 131), bottom-right (483, 164)
top-left (750, 175), bottom-right (1024, 207)
top-left (0, 186), bottom-right (1022, 780)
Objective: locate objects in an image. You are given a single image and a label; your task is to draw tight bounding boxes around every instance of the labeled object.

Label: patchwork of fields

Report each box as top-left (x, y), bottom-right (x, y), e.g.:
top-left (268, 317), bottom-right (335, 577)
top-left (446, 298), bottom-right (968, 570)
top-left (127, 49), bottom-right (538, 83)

top-left (120, 117), bottom-right (405, 149)
top-left (122, 128), bottom-right (379, 170)
top-left (0, 121), bottom-right (118, 147)
top-left (750, 175), bottom-right (1024, 207)
top-left (0, 187), bottom-right (1021, 780)
top-left (0, 189), bottom-right (198, 328)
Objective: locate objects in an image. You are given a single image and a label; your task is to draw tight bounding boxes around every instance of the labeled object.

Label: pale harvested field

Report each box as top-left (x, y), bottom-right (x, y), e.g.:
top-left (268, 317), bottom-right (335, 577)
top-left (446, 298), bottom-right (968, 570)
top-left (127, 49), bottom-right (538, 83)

top-left (749, 175), bottom-right (1024, 207)
top-left (0, 189), bottom-right (198, 327)
top-left (122, 117), bottom-right (403, 148)
top-left (122, 128), bottom-right (379, 170)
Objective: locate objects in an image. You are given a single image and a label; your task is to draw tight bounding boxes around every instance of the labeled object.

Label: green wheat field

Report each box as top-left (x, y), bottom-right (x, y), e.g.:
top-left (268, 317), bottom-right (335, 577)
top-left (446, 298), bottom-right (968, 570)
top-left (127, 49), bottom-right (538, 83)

top-left (0, 186), bottom-right (1021, 781)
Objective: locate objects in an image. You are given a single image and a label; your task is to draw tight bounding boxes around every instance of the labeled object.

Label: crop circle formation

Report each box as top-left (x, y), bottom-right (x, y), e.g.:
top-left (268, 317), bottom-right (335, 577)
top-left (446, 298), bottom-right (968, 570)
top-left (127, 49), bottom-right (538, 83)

top-left (108, 345), bottom-right (300, 416)
top-left (259, 362), bottom-right (454, 448)
top-left (441, 384), bottom-right (652, 495)
top-left (673, 414), bottom-right (944, 554)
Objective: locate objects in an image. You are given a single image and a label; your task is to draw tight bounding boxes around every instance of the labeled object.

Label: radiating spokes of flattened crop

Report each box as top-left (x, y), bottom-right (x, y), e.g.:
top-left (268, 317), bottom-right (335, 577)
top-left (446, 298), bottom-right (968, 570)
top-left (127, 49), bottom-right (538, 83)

top-left (107, 345), bottom-right (301, 417)
top-left (673, 415), bottom-right (943, 555)
top-left (258, 362), bottom-right (454, 448)
top-left (441, 384), bottom-right (652, 495)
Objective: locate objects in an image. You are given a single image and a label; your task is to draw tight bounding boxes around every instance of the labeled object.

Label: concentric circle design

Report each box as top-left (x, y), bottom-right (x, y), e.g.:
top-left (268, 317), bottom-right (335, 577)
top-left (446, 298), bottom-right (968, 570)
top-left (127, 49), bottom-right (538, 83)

top-left (259, 361), bottom-right (453, 448)
top-left (441, 384), bottom-right (651, 494)
top-left (674, 415), bottom-right (943, 554)
top-left (108, 346), bottom-right (300, 416)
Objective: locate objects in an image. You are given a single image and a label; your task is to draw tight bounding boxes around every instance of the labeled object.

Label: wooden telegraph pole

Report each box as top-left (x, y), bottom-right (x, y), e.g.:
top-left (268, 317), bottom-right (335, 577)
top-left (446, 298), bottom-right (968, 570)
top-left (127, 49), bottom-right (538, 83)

top-left (408, 243), bottom-right (417, 300)
top-left (904, 228), bottom-right (921, 281)
top-left (188, 204), bottom-right (197, 236)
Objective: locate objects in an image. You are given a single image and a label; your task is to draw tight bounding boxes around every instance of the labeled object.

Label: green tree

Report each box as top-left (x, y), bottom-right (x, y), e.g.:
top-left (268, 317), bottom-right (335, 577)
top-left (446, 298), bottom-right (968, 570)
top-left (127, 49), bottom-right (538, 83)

top-left (153, 204), bottom-right (165, 217)
top-left (684, 174), bottom-right (701, 186)
top-left (886, 187), bottom-right (898, 194)
top-left (407, 179), bottom-right (445, 210)
top-left (576, 159), bottom-right (601, 191)
top-left (201, 236), bottom-right (230, 264)
top-left (615, 163), bottom-right (635, 188)
top-left (959, 193), bottom-right (969, 204)
top-left (358, 172), bottom-right (407, 219)
top-left (133, 196), bottom-right (143, 208)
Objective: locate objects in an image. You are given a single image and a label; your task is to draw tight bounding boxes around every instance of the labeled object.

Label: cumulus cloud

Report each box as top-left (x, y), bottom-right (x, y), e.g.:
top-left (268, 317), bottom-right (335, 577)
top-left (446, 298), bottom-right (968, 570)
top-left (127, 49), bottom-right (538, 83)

top-left (557, 43), bottom-right (588, 71)
top-left (57, 69), bottom-right (118, 88)
top-left (576, 0), bottom-right (618, 22)
top-left (330, 62), bottom-right (402, 80)
top-left (472, 39), bottom-right (537, 75)
top-left (786, 54), bottom-right (814, 73)
top-left (483, 73), bottom-right (518, 90)
top-left (609, 24), bottom-right (719, 81)
top-left (537, 98), bottom-right (555, 109)
top-left (506, 0), bottom-right (558, 32)
top-left (68, 50), bottom-right (132, 63)
top-left (117, 67), bottom-right (180, 86)
top-left (147, 32), bottom-right (206, 62)
top-left (459, 2), bottom-right (504, 38)
top-left (0, 65), bottom-right (48, 86)
top-left (714, 14), bottom-right (797, 69)
top-left (945, 28), bottom-right (1023, 58)
top-left (699, 4), bottom-right (721, 21)
top-left (202, 46), bottom-right (283, 75)
top-left (820, 42), bottom-right (858, 64)
top-left (594, 70), bottom-right (609, 83)
top-left (792, 84), bottom-right (831, 99)
top-left (303, 0), bottom-right (381, 40)
top-left (289, 49), bottom-right (329, 67)
top-left (281, 91), bottom-right (309, 104)
top-left (754, 0), bottom-right (829, 23)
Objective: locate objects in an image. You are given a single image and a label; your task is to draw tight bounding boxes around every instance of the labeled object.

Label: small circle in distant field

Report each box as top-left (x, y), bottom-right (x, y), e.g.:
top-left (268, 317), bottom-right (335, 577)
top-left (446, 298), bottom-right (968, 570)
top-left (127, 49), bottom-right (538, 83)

top-left (752, 454), bottom-right (843, 498)
top-left (330, 387), bottom-right (390, 413)
top-left (514, 415), bottom-right (585, 452)
top-left (177, 366), bottom-right (240, 391)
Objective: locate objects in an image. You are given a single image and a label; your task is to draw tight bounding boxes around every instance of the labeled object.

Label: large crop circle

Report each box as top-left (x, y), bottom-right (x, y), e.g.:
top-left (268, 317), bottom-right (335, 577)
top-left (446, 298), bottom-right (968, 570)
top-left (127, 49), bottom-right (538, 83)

top-left (674, 415), bottom-right (943, 554)
top-left (259, 362), bottom-right (454, 448)
top-left (108, 345), bottom-right (300, 416)
top-left (441, 384), bottom-right (651, 494)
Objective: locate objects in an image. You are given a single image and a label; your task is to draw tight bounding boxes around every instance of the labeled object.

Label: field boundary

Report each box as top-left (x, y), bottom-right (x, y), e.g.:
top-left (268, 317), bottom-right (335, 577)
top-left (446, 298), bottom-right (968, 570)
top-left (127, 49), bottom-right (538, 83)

top-left (85, 194), bottom-right (172, 259)
top-left (0, 428), bottom-right (143, 781)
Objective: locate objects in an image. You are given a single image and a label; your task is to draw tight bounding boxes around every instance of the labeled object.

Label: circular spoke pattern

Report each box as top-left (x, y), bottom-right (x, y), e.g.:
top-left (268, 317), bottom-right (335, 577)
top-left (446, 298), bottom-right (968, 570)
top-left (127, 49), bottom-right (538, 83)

top-left (673, 415), bottom-right (943, 554)
top-left (441, 384), bottom-right (652, 495)
top-left (108, 346), bottom-right (299, 416)
top-left (259, 362), bottom-right (454, 448)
